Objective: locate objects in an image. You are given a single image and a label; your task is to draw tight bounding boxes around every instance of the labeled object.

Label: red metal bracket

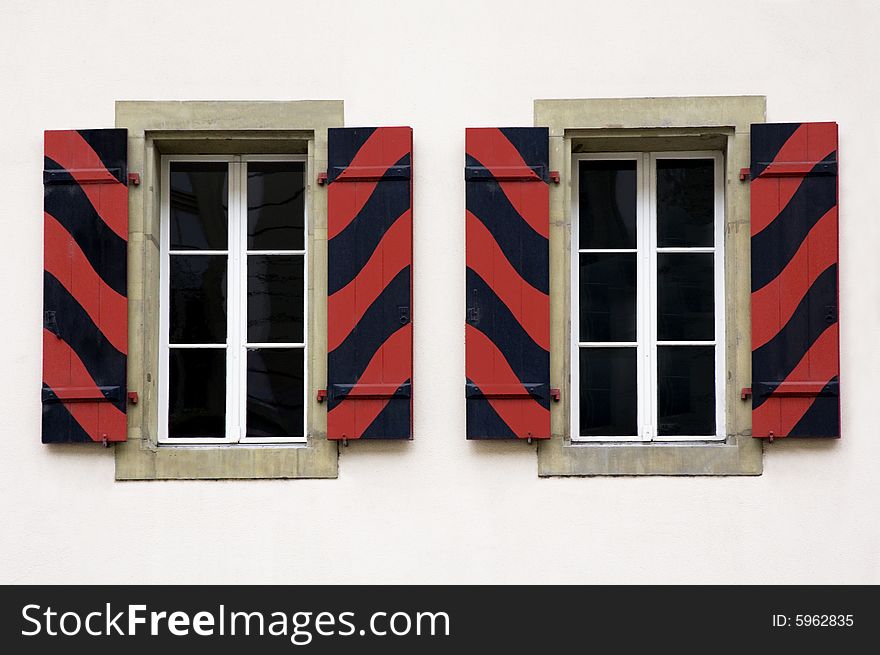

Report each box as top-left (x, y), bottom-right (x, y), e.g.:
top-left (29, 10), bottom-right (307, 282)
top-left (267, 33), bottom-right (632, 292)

top-left (741, 387), bottom-right (752, 401)
top-left (128, 172), bottom-right (141, 186)
top-left (317, 389), bottom-right (327, 403)
top-left (316, 172), bottom-right (328, 186)
top-left (127, 391), bottom-right (139, 405)
top-left (550, 388), bottom-right (561, 402)
top-left (549, 170), bottom-right (561, 184)
top-left (739, 168), bottom-right (750, 181)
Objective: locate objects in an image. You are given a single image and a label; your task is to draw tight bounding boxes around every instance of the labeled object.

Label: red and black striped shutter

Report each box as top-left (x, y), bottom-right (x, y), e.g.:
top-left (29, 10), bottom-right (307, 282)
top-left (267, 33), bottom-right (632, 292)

top-left (42, 129), bottom-right (129, 443)
top-left (750, 122), bottom-right (839, 438)
top-left (326, 127), bottom-right (413, 440)
top-left (465, 127), bottom-right (550, 439)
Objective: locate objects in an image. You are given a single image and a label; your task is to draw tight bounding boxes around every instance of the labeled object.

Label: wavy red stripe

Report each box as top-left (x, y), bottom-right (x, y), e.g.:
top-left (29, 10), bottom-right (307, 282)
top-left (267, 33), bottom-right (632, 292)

top-left (466, 210), bottom-right (549, 351)
top-left (328, 127), bottom-right (412, 240)
top-left (751, 123), bottom-right (837, 237)
top-left (466, 325), bottom-right (549, 438)
top-left (44, 130), bottom-right (128, 241)
top-left (44, 212), bottom-right (128, 355)
top-left (752, 323), bottom-right (838, 438)
top-left (327, 323), bottom-right (412, 440)
top-left (328, 209), bottom-right (411, 353)
top-left (466, 128), bottom-right (549, 240)
top-left (42, 328), bottom-right (126, 442)
top-left (751, 207), bottom-right (837, 349)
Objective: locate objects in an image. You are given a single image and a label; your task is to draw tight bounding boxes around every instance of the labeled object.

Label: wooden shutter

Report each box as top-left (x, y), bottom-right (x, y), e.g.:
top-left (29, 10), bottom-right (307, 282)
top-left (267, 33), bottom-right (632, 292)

top-left (42, 129), bottom-right (129, 443)
top-left (465, 127), bottom-right (550, 439)
top-left (326, 127), bottom-right (413, 440)
top-left (750, 122), bottom-right (839, 438)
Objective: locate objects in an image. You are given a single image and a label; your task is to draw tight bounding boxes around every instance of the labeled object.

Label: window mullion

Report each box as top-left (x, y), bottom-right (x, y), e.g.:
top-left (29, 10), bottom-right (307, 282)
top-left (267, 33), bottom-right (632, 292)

top-left (238, 159), bottom-right (248, 442)
top-left (226, 159), bottom-right (242, 443)
top-left (639, 154), bottom-right (656, 441)
top-left (645, 153), bottom-right (657, 442)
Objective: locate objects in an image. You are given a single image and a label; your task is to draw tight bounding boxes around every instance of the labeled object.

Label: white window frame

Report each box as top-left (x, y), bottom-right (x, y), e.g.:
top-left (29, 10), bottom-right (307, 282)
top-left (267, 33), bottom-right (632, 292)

top-left (571, 151), bottom-right (726, 443)
top-left (158, 154), bottom-right (308, 445)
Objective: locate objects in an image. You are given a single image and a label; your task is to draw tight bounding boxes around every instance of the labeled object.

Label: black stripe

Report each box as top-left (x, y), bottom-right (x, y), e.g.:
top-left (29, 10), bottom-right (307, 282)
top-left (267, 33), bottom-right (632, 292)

top-left (327, 154), bottom-right (411, 295)
top-left (752, 265), bottom-right (837, 410)
top-left (466, 154), bottom-right (549, 295)
top-left (75, 129), bottom-right (128, 185)
top-left (750, 123), bottom-right (801, 179)
top-left (42, 398), bottom-right (94, 443)
top-left (751, 155), bottom-right (837, 292)
top-left (327, 127), bottom-right (378, 183)
top-left (465, 378), bottom-right (516, 439)
top-left (43, 272), bottom-right (127, 413)
top-left (44, 156), bottom-right (127, 297)
top-left (497, 127), bottom-right (549, 182)
top-left (789, 377), bottom-right (840, 438)
top-left (359, 381), bottom-right (411, 440)
top-left (327, 268), bottom-right (410, 411)
top-left (466, 267), bottom-right (550, 409)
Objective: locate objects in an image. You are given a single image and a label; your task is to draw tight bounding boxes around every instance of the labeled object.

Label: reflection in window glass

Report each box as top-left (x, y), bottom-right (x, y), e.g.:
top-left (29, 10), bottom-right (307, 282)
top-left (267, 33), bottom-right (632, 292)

top-left (169, 162), bottom-right (228, 250)
top-left (579, 160), bottom-right (637, 249)
top-left (247, 162), bottom-right (306, 251)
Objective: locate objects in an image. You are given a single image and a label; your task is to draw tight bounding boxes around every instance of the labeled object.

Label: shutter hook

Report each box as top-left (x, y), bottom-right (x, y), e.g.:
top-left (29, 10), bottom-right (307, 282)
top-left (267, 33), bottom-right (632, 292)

top-left (342, 437), bottom-right (348, 447)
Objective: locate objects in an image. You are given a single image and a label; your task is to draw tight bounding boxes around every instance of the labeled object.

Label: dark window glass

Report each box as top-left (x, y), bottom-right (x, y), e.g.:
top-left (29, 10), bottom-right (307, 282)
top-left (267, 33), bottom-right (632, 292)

top-left (168, 348), bottom-right (226, 437)
top-left (656, 159), bottom-right (714, 247)
top-left (579, 253), bottom-right (636, 342)
top-left (169, 255), bottom-right (227, 343)
top-left (579, 347), bottom-right (637, 437)
top-left (658, 346), bottom-right (715, 436)
top-left (579, 160), bottom-right (637, 249)
top-left (657, 253), bottom-right (714, 341)
top-left (169, 162), bottom-right (228, 250)
top-left (246, 348), bottom-right (305, 438)
top-left (247, 162), bottom-right (306, 251)
top-left (247, 255), bottom-right (304, 343)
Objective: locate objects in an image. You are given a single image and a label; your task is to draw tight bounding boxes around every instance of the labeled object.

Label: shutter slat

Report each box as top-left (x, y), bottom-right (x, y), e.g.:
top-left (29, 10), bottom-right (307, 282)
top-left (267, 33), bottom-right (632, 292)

top-left (42, 128), bottom-right (128, 443)
top-left (326, 127), bottom-right (413, 440)
top-left (465, 127), bottom-right (551, 439)
top-left (750, 121), bottom-right (840, 438)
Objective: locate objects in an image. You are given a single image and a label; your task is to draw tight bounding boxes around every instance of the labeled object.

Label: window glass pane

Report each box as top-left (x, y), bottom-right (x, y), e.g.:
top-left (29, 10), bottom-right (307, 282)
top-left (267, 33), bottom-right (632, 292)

top-left (168, 349), bottom-right (226, 438)
top-left (247, 255), bottom-right (304, 343)
top-left (169, 255), bottom-right (227, 343)
top-left (169, 162), bottom-right (228, 250)
top-left (657, 253), bottom-right (714, 341)
top-left (247, 348), bottom-right (304, 438)
top-left (579, 253), bottom-right (636, 342)
top-left (579, 347), bottom-right (637, 437)
top-left (247, 162), bottom-right (306, 251)
top-left (579, 160), bottom-right (637, 249)
top-left (658, 346), bottom-right (715, 436)
top-left (656, 159), bottom-right (714, 247)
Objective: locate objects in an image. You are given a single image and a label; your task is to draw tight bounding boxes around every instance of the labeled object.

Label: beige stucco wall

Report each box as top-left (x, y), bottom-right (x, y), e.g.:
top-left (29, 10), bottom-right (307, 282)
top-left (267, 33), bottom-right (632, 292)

top-left (1, 0), bottom-right (878, 583)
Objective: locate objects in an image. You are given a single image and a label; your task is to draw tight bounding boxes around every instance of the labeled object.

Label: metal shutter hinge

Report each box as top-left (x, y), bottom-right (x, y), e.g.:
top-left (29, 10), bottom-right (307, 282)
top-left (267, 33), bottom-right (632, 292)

top-left (739, 168), bottom-right (750, 181)
top-left (316, 172), bottom-right (328, 185)
top-left (550, 388), bottom-right (561, 402)
top-left (127, 391), bottom-right (139, 405)
top-left (317, 389), bottom-right (327, 403)
top-left (549, 170), bottom-right (561, 184)
top-left (741, 387), bottom-right (752, 400)
top-left (128, 172), bottom-right (140, 186)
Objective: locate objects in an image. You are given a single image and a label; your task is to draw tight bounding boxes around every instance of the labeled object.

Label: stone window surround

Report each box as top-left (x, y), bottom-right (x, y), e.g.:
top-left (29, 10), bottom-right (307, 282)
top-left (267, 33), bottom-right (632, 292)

top-left (535, 96), bottom-right (765, 475)
top-left (114, 101), bottom-right (341, 480)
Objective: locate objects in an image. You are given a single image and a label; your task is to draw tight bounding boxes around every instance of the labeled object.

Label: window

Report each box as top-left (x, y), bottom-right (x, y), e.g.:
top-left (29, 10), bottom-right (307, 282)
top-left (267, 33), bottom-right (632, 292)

top-left (534, 96), bottom-right (764, 476)
top-left (159, 155), bottom-right (307, 444)
top-left (114, 100), bottom-right (340, 479)
top-left (571, 152), bottom-right (725, 442)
